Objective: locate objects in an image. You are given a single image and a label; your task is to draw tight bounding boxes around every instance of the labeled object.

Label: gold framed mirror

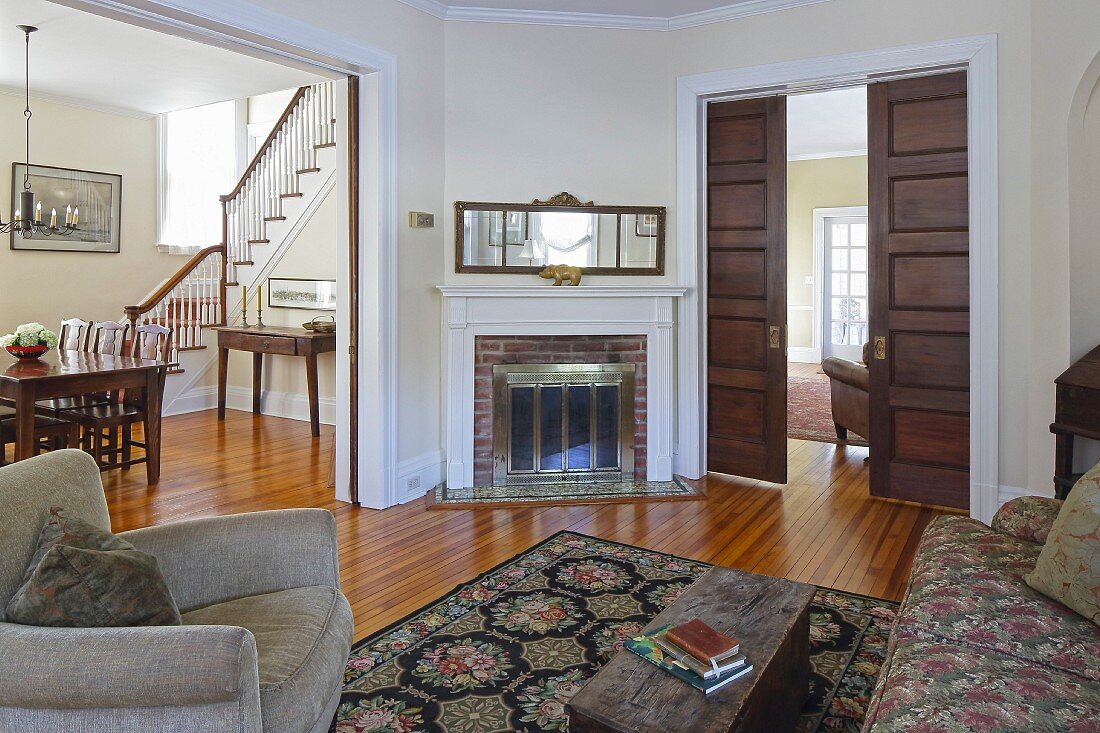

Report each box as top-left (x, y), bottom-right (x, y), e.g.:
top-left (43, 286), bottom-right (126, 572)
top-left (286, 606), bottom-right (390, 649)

top-left (454, 192), bottom-right (665, 275)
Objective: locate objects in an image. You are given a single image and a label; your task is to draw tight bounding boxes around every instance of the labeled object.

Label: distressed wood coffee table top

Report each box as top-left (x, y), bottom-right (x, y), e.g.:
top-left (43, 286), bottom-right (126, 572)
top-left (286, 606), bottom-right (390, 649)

top-left (568, 566), bottom-right (815, 733)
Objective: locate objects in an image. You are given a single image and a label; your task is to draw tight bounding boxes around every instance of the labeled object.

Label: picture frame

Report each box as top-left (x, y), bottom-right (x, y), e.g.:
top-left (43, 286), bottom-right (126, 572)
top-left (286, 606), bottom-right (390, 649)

top-left (268, 277), bottom-right (337, 310)
top-left (10, 163), bottom-right (122, 252)
top-left (635, 213), bottom-right (658, 238)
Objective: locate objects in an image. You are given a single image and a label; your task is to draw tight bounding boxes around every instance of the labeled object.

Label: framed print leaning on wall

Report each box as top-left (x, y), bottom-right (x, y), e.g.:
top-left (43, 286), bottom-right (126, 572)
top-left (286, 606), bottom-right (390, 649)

top-left (268, 277), bottom-right (337, 310)
top-left (10, 163), bottom-right (122, 252)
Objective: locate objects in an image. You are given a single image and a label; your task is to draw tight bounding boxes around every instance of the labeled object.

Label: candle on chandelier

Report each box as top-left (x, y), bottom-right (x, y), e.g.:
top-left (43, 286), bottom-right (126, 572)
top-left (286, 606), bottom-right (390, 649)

top-left (65, 205), bottom-right (72, 225)
top-left (35, 202), bottom-right (42, 223)
top-left (13, 209), bottom-right (20, 222)
top-left (50, 208), bottom-right (57, 228)
top-left (73, 208), bottom-right (79, 226)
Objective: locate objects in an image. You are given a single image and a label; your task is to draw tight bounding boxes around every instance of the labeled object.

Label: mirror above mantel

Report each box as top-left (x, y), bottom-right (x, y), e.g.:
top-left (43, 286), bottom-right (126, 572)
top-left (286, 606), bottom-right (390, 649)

top-left (455, 192), bottom-right (666, 276)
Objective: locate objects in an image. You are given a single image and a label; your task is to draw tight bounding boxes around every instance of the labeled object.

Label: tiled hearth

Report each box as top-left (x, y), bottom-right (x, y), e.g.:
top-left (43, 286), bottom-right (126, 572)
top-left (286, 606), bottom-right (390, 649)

top-left (473, 335), bottom-right (648, 487)
top-left (439, 285), bottom-right (685, 489)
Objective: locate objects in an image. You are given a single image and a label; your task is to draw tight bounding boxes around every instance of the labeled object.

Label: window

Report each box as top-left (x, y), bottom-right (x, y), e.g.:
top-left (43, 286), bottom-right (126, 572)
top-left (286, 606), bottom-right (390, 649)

top-left (157, 101), bottom-right (239, 252)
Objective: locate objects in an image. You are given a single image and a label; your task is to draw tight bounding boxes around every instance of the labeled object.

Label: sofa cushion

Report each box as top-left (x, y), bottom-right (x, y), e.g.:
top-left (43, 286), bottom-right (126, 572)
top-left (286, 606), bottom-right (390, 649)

top-left (862, 634), bottom-right (1100, 732)
top-left (1027, 467), bottom-right (1100, 625)
top-left (6, 507), bottom-right (180, 628)
top-left (898, 515), bottom-right (1100, 682)
top-left (182, 585), bottom-right (353, 733)
top-left (992, 495), bottom-right (1064, 544)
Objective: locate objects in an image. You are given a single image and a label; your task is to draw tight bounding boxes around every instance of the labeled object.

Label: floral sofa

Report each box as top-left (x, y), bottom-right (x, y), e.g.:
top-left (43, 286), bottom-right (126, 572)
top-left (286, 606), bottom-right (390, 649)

top-left (862, 497), bottom-right (1100, 732)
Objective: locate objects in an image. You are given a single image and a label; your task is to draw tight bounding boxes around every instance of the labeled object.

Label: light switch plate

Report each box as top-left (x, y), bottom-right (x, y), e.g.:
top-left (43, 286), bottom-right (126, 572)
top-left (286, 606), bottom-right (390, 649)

top-left (409, 211), bottom-right (435, 228)
top-left (804, 275), bottom-right (814, 285)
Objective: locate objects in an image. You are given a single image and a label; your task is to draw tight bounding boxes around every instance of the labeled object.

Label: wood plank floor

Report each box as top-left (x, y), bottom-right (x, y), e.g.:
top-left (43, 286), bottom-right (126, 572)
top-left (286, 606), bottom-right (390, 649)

top-left (98, 410), bottom-right (958, 640)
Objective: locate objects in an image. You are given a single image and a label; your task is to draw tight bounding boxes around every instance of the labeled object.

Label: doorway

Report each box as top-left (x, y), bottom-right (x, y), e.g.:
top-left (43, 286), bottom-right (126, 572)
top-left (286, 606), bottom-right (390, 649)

top-left (699, 66), bottom-right (976, 510)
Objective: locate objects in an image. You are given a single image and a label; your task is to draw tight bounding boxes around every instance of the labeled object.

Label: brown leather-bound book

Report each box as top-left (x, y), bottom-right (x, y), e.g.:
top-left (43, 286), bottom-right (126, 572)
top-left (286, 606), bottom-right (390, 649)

top-left (665, 619), bottom-right (740, 665)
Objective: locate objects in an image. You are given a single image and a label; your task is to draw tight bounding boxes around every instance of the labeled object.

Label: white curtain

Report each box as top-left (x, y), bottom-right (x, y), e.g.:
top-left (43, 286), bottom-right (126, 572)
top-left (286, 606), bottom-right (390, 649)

top-left (159, 101), bottom-right (237, 249)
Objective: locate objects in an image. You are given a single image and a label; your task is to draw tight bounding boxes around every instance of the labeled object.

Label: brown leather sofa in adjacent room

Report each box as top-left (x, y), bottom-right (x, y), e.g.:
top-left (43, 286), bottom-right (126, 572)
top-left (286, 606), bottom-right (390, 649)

top-left (821, 341), bottom-right (871, 443)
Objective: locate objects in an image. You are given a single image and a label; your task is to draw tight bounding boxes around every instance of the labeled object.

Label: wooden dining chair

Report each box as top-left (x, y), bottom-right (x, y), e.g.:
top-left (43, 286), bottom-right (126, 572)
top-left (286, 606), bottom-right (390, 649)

top-left (0, 414), bottom-right (81, 466)
top-left (60, 324), bottom-right (171, 471)
top-left (37, 318), bottom-right (112, 415)
top-left (59, 317), bottom-right (94, 351)
top-left (90, 320), bottom-right (130, 356)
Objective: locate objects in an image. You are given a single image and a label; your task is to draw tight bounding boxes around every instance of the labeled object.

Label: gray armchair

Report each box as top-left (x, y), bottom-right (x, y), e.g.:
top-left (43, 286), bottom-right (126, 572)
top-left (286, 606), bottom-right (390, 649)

top-left (0, 450), bottom-right (353, 733)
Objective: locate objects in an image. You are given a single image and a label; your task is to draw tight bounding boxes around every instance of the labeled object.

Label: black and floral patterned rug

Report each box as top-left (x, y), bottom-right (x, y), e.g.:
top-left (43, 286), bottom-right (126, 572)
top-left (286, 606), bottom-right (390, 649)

top-left (332, 531), bottom-right (896, 733)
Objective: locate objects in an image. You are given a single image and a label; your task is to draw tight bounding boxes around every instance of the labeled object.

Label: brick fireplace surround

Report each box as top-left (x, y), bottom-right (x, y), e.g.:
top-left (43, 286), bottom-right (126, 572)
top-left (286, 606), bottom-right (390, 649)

top-left (473, 335), bottom-right (647, 487)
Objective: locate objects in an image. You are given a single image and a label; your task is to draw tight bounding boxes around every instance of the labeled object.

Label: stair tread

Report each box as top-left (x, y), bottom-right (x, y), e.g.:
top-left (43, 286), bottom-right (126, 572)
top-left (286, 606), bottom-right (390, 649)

top-left (264, 216), bottom-right (287, 222)
top-left (279, 192), bottom-right (303, 199)
top-left (175, 345), bottom-right (207, 352)
top-left (247, 239), bottom-right (270, 244)
top-left (233, 260), bottom-right (254, 266)
top-left (167, 368), bottom-right (186, 375)
top-left (314, 142), bottom-right (336, 149)
top-left (296, 167), bottom-right (321, 174)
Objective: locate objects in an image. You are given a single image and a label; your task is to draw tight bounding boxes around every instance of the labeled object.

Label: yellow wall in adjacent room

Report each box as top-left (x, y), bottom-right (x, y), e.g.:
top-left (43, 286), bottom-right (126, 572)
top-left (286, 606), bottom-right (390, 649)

top-left (0, 96), bottom-right (179, 337)
top-left (786, 156), bottom-right (868, 350)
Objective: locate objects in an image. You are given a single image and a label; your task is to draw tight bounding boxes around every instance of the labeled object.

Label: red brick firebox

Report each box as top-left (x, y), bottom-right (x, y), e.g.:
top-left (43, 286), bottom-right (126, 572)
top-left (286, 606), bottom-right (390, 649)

top-left (473, 335), bottom-right (648, 487)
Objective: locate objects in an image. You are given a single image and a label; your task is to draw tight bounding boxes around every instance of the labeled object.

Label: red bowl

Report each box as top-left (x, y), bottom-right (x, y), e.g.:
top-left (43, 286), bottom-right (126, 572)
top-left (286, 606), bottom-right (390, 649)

top-left (6, 344), bottom-right (49, 360)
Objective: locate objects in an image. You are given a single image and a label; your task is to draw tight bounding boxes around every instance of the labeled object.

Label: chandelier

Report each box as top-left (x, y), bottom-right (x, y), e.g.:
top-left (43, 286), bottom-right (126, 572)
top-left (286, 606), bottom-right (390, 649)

top-left (0, 25), bottom-right (78, 237)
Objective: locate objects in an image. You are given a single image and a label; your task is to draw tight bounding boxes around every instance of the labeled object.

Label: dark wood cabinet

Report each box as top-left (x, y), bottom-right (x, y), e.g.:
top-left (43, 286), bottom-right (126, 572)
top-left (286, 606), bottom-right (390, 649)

top-left (1051, 344), bottom-right (1100, 498)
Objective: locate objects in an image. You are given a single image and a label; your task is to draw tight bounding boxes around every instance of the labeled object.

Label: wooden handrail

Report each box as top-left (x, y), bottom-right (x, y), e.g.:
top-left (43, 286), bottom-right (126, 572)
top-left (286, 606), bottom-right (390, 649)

top-left (220, 86), bottom-right (308, 203)
top-left (125, 244), bottom-right (224, 318)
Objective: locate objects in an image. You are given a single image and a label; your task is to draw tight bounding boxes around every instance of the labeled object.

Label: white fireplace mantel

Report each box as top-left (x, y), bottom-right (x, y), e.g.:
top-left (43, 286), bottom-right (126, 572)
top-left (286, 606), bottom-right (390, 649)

top-left (438, 285), bottom-right (686, 489)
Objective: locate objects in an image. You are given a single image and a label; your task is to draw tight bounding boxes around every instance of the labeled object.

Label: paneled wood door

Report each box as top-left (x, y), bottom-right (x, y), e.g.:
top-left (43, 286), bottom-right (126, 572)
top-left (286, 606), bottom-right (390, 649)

top-left (868, 72), bottom-right (970, 509)
top-left (706, 96), bottom-right (787, 483)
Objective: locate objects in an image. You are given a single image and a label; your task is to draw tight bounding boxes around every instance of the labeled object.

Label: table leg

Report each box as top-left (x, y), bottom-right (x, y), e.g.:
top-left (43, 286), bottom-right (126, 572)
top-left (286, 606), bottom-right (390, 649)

top-left (217, 347), bottom-right (229, 421)
top-left (15, 387), bottom-right (36, 462)
top-left (306, 353), bottom-right (320, 437)
top-left (253, 352), bottom-right (263, 415)
top-left (145, 367), bottom-right (163, 484)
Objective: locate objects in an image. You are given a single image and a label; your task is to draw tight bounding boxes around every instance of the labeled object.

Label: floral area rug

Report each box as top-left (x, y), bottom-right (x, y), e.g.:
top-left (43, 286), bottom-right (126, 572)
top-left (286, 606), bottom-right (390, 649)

top-left (332, 532), bottom-right (896, 733)
top-left (788, 373), bottom-right (869, 447)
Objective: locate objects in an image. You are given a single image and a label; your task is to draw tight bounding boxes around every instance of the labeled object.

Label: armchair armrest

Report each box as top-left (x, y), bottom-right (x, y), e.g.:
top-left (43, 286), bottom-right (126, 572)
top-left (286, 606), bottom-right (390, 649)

top-left (822, 357), bottom-right (869, 392)
top-left (119, 508), bottom-right (340, 612)
top-left (0, 622), bottom-right (259, 713)
top-left (991, 495), bottom-right (1063, 544)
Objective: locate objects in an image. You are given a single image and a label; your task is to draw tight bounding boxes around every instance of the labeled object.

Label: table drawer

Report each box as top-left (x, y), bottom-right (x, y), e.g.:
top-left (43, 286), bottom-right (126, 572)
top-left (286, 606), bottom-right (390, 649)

top-left (227, 333), bottom-right (297, 355)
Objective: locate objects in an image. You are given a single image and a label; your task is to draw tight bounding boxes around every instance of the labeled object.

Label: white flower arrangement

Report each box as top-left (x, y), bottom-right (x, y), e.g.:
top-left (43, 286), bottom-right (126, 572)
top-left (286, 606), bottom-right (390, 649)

top-left (1, 323), bottom-right (59, 349)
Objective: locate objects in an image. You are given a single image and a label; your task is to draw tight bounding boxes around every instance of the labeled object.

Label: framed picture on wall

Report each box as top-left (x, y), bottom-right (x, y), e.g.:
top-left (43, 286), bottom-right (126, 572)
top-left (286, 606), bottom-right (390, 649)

top-left (635, 213), bottom-right (658, 238)
top-left (268, 277), bottom-right (337, 310)
top-left (10, 163), bottom-right (122, 253)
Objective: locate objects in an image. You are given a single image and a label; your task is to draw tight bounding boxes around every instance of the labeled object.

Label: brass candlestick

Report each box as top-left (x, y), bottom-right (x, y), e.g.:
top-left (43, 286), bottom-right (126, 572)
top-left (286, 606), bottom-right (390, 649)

top-left (256, 284), bottom-right (264, 327)
top-left (240, 285), bottom-right (250, 327)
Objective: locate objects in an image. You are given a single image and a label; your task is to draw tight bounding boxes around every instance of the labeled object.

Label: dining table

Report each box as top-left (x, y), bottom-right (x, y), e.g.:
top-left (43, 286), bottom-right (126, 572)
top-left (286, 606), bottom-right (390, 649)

top-left (0, 350), bottom-right (168, 483)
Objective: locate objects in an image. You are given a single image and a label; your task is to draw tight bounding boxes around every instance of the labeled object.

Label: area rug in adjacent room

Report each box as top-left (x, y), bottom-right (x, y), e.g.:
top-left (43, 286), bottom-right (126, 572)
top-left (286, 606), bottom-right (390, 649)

top-left (332, 532), bottom-right (896, 733)
top-left (429, 477), bottom-right (704, 509)
top-left (788, 372), bottom-right (869, 447)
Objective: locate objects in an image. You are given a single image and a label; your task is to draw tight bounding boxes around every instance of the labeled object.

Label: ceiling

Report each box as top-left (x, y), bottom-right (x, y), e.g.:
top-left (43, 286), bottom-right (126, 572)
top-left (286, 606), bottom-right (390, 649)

top-left (0, 0), bottom-right (328, 117)
top-left (787, 86), bottom-right (867, 160)
top-left (397, 0), bottom-right (830, 29)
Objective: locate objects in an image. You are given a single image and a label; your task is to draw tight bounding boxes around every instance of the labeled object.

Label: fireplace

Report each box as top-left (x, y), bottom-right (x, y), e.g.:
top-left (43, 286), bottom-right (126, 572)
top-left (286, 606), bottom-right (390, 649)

top-left (492, 363), bottom-right (635, 485)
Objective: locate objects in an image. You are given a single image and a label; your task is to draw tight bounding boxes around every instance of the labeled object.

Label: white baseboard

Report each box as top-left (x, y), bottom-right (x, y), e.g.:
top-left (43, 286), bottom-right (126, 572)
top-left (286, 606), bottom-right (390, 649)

top-left (998, 483), bottom-right (1054, 504)
top-left (164, 385), bottom-right (336, 426)
top-left (788, 347), bottom-right (821, 364)
top-left (396, 451), bottom-right (445, 505)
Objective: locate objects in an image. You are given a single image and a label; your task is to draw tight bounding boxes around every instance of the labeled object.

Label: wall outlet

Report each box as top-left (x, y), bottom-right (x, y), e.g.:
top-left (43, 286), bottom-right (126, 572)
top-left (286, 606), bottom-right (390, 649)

top-left (408, 211), bottom-right (435, 228)
top-left (406, 475), bottom-right (422, 492)
top-left (804, 275), bottom-right (814, 285)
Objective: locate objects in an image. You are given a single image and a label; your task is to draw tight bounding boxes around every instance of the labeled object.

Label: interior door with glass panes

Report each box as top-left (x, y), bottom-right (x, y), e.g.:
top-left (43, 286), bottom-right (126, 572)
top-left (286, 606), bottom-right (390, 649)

top-left (823, 214), bottom-right (869, 361)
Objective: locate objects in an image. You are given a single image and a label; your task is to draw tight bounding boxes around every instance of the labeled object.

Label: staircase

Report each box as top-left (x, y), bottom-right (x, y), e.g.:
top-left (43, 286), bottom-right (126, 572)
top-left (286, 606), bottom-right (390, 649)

top-left (124, 81), bottom-right (338, 379)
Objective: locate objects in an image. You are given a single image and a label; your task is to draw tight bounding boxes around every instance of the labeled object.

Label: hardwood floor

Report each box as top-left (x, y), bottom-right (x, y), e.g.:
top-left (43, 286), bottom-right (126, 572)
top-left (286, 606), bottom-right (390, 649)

top-left (97, 410), bottom-right (958, 639)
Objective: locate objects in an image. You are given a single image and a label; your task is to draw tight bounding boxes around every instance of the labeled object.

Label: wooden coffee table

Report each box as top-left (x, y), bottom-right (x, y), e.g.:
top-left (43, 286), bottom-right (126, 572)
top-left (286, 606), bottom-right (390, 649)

top-left (567, 567), bottom-right (815, 733)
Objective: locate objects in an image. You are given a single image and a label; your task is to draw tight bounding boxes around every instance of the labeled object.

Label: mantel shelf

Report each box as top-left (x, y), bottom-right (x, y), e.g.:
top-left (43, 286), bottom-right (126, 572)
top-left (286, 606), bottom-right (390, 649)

top-left (437, 285), bottom-right (687, 298)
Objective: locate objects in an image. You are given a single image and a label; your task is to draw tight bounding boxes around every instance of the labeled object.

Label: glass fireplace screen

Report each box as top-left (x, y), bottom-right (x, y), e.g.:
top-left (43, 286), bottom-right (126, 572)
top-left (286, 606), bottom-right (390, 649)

top-left (492, 363), bottom-right (636, 485)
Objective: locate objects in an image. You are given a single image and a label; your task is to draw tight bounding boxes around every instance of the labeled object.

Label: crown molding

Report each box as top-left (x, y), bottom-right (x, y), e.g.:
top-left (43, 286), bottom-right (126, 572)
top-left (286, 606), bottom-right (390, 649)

top-left (393, 0), bottom-right (831, 31)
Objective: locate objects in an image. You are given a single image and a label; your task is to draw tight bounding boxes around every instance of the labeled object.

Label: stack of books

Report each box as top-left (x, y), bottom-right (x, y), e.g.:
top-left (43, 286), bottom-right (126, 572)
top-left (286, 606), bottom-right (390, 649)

top-left (624, 618), bottom-right (753, 694)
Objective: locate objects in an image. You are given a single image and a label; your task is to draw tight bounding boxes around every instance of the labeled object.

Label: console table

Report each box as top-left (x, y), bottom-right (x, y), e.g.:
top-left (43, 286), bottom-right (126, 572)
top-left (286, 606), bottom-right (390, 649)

top-left (213, 326), bottom-right (336, 437)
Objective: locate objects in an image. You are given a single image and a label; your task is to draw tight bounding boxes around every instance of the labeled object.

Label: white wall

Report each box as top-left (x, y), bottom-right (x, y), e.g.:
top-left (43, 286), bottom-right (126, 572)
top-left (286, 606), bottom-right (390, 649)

top-left (156, 0), bottom-right (1098, 500)
top-left (0, 96), bottom-right (180, 337)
